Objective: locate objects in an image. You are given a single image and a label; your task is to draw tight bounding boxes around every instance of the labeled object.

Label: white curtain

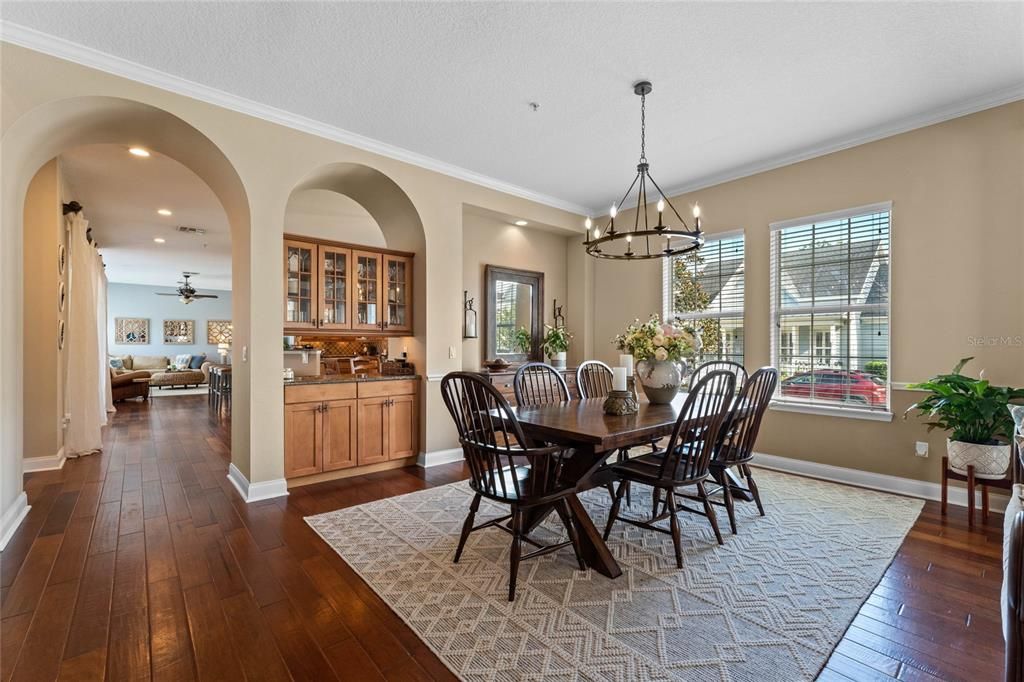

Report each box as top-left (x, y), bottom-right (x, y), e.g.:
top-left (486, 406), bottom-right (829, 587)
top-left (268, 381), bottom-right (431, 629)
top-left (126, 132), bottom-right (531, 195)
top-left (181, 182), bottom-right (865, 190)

top-left (97, 262), bottom-right (114, 416)
top-left (64, 212), bottom-right (105, 456)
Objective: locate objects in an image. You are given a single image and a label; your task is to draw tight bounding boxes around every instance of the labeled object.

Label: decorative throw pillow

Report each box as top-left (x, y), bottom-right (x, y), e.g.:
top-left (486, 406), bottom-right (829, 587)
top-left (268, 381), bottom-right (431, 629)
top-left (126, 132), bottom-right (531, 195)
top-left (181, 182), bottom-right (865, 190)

top-left (174, 354), bottom-right (193, 368)
top-left (189, 354), bottom-right (207, 369)
top-left (109, 357), bottom-right (124, 370)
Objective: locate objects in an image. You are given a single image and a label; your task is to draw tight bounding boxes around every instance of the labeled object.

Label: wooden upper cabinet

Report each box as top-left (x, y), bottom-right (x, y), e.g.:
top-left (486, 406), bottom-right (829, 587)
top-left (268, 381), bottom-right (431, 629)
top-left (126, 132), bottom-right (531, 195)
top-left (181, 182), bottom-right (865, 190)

top-left (318, 246), bottom-right (352, 331)
top-left (384, 254), bottom-right (413, 334)
top-left (352, 250), bottom-right (383, 332)
top-left (285, 235), bottom-right (414, 336)
top-left (284, 240), bottom-right (318, 330)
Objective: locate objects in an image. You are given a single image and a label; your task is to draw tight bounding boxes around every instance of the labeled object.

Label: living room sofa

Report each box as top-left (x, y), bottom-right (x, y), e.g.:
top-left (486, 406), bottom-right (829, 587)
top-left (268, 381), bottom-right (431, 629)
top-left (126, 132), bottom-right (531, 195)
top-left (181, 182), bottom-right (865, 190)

top-left (110, 354), bottom-right (214, 384)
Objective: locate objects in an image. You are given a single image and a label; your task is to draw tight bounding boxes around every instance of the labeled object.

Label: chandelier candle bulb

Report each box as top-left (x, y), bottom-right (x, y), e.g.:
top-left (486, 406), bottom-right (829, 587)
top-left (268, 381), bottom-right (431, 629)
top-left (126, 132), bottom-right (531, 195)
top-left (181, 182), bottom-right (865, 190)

top-left (612, 367), bottom-right (628, 392)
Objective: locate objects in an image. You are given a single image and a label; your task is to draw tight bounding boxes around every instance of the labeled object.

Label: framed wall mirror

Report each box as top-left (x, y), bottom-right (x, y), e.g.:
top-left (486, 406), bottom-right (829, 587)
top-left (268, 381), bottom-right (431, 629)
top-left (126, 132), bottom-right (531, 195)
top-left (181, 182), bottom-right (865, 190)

top-left (484, 265), bottom-right (544, 363)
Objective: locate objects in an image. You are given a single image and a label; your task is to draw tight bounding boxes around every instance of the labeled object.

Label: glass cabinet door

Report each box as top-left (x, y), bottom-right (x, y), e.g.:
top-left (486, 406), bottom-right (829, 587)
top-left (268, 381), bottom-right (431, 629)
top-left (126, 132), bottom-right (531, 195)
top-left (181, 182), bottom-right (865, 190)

top-left (284, 240), bottom-right (317, 329)
top-left (319, 246), bottom-right (351, 330)
top-left (352, 250), bottom-right (382, 331)
top-left (385, 254), bottom-right (413, 333)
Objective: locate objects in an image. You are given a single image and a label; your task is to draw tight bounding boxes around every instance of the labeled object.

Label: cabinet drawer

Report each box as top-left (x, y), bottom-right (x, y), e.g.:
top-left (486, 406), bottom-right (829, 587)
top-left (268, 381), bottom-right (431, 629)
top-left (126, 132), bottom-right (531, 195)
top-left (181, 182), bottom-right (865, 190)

top-left (285, 382), bottom-right (357, 404)
top-left (356, 380), bottom-right (417, 398)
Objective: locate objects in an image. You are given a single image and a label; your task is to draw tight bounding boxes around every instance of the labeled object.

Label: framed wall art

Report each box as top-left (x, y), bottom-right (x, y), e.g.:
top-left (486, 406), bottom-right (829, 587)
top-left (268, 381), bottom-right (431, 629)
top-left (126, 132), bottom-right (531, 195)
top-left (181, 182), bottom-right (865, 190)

top-left (114, 317), bottom-right (149, 344)
top-left (163, 319), bottom-right (195, 344)
top-left (206, 319), bottom-right (232, 345)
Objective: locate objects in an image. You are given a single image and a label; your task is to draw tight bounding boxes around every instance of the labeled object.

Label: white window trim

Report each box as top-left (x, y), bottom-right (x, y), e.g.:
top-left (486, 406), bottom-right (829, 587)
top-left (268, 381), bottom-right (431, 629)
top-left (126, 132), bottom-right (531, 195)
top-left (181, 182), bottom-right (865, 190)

top-left (769, 202), bottom-right (893, 418)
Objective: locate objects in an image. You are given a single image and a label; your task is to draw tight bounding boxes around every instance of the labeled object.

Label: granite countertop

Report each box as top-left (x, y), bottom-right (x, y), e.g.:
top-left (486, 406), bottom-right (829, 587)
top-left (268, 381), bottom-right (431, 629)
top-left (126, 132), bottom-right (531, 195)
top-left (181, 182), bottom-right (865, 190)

top-left (284, 373), bottom-right (419, 386)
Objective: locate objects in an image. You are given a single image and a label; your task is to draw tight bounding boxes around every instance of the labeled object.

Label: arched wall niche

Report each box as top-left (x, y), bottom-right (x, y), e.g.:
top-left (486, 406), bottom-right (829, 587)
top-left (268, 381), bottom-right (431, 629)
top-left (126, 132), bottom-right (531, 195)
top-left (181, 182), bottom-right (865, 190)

top-left (286, 163), bottom-right (428, 371)
top-left (1, 96), bottom-right (254, 520)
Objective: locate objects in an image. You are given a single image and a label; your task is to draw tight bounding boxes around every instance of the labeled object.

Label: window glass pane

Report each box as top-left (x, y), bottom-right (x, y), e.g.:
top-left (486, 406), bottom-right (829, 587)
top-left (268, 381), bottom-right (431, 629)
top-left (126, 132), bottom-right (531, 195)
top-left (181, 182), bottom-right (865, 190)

top-left (773, 209), bottom-right (890, 410)
top-left (670, 234), bottom-right (744, 365)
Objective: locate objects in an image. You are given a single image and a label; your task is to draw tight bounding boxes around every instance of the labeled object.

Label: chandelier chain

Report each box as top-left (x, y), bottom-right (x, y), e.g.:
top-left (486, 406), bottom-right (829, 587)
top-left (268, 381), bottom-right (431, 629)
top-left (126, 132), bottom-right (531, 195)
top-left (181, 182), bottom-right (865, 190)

top-left (639, 93), bottom-right (647, 164)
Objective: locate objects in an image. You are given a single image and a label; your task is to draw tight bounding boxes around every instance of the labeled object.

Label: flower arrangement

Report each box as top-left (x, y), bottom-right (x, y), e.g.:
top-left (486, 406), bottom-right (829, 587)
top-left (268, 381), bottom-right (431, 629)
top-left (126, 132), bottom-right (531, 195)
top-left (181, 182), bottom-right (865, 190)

top-left (613, 314), bottom-right (700, 362)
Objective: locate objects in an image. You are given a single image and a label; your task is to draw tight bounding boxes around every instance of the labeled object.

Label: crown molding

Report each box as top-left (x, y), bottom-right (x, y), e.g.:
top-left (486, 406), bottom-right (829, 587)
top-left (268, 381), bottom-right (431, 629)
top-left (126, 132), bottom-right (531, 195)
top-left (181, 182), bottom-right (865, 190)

top-left (609, 82), bottom-right (1024, 214)
top-left (0, 21), bottom-right (591, 216)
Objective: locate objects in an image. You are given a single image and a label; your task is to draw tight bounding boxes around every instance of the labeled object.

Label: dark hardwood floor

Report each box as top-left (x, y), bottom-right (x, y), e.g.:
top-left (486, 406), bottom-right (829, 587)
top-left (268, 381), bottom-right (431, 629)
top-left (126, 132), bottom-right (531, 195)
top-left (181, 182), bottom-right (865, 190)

top-left (0, 395), bottom-right (1006, 681)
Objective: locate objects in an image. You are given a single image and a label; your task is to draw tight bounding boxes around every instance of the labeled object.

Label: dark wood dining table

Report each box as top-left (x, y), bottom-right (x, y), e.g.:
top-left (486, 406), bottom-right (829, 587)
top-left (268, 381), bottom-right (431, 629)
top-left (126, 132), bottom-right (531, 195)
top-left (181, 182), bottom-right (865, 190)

top-left (509, 392), bottom-right (750, 579)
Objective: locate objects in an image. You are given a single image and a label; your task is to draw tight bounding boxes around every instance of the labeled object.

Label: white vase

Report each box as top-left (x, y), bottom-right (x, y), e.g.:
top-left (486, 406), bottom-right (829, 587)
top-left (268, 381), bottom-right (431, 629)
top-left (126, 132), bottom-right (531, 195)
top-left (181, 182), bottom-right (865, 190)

top-left (946, 438), bottom-right (1011, 479)
top-left (636, 359), bottom-right (686, 404)
top-left (550, 351), bottom-right (567, 369)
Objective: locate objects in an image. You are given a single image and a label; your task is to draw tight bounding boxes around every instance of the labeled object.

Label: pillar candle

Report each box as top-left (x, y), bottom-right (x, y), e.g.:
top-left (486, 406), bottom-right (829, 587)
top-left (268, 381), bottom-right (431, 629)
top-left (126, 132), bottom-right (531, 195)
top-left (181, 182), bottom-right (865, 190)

top-left (619, 354), bottom-right (634, 377)
top-left (612, 367), bottom-right (627, 392)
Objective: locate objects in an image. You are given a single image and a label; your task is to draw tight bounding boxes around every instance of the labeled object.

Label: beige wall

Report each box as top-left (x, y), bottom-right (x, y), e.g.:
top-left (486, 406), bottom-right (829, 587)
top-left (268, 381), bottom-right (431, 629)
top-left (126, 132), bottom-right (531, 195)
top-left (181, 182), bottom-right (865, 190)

top-left (0, 44), bottom-right (587, 520)
top-left (594, 101), bottom-right (1024, 484)
top-left (461, 209), bottom-right (574, 370)
top-left (22, 159), bottom-right (67, 461)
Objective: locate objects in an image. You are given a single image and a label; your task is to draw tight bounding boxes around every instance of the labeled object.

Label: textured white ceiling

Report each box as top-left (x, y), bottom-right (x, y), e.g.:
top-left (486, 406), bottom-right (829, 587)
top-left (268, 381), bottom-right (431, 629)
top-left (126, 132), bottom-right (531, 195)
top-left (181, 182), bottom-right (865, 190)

top-left (60, 144), bottom-right (232, 290)
top-left (8, 2), bottom-right (1023, 211)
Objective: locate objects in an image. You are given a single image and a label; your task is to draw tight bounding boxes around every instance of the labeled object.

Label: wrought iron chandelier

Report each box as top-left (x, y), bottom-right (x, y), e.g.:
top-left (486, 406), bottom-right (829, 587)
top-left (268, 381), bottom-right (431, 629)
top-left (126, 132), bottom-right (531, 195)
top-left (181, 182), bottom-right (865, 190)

top-left (584, 81), bottom-right (703, 260)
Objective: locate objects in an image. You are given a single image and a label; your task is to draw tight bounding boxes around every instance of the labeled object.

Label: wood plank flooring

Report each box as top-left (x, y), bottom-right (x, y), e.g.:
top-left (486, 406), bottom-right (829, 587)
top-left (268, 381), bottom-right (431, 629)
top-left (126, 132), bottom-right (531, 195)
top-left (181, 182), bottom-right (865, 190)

top-left (0, 395), bottom-right (1006, 681)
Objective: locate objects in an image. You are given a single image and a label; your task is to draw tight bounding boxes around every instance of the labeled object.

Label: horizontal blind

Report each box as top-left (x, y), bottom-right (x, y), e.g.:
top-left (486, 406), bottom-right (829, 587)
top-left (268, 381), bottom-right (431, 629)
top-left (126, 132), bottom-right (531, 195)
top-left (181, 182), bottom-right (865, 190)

top-left (771, 206), bottom-right (891, 411)
top-left (669, 233), bottom-right (745, 365)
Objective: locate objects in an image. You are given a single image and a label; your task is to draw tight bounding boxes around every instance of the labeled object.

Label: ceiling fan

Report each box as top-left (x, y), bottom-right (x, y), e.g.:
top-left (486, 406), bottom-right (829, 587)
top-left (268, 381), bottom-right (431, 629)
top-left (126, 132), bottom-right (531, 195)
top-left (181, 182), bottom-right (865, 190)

top-left (155, 272), bottom-right (219, 304)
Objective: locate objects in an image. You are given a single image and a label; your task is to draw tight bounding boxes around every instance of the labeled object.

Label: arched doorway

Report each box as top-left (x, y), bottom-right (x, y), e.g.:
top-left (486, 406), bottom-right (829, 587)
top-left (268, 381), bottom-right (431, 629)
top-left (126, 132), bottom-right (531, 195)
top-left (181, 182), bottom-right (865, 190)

top-left (284, 162), bottom-right (427, 442)
top-left (1, 97), bottom-right (252, 539)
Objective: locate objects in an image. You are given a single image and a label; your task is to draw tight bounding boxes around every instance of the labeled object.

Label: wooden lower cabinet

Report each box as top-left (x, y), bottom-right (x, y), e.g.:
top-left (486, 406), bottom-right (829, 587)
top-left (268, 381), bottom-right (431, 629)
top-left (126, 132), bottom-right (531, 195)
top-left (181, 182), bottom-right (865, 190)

top-left (284, 380), bottom-right (418, 480)
top-left (284, 402), bottom-right (322, 478)
top-left (322, 399), bottom-right (357, 471)
top-left (356, 396), bottom-right (390, 465)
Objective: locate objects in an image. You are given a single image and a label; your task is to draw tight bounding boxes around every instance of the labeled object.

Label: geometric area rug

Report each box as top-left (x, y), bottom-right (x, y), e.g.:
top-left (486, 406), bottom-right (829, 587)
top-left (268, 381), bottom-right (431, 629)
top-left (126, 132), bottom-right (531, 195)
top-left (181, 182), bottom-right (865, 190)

top-left (306, 470), bottom-right (923, 681)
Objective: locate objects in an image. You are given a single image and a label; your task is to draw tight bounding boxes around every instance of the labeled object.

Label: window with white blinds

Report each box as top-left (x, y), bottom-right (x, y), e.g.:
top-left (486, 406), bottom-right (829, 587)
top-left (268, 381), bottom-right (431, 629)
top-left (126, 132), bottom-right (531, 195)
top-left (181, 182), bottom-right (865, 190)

top-left (663, 232), bottom-right (745, 365)
top-left (770, 202), bottom-right (891, 412)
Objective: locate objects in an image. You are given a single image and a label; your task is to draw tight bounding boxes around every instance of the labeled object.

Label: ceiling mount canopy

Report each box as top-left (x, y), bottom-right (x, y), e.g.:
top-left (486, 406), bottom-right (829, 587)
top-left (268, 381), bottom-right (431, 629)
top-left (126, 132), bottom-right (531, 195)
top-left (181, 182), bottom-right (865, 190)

top-left (584, 81), bottom-right (703, 261)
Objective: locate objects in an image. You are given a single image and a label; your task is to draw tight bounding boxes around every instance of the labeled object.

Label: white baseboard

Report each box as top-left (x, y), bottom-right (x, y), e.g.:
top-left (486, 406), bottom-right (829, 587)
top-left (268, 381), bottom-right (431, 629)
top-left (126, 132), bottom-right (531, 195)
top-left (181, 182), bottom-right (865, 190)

top-left (0, 492), bottom-right (30, 550)
top-left (753, 451), bottom-right (1010, 510)
top-left (417, 448), bottom-right (464, 468)
top-left (23, 447), bottom-right (66, 473)
top-left (227, 463), bottom-right (289, 503)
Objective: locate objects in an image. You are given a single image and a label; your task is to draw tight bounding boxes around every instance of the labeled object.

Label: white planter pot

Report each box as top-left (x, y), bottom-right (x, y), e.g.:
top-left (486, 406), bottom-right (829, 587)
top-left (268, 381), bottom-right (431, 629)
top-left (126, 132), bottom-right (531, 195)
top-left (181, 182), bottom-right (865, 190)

top-left (549, 351), bottom-right (567, 369)
top-left (947, 438), bottom-right (1011, 480)
top-left (636, 359), bottom-right (686, 404)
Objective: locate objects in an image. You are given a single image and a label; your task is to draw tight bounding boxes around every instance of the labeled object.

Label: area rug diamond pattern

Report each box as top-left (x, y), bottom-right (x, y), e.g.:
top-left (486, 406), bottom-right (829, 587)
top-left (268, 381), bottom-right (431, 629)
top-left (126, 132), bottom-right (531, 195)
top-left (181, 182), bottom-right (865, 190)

top-left (306, 469), bottom-right (923, 681)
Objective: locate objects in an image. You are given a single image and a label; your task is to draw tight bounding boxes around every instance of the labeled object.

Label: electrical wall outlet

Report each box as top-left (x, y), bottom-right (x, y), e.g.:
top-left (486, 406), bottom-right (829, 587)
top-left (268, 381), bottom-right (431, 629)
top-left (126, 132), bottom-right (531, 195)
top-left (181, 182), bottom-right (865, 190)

top-left (915, 441), bottom-right (929, 457)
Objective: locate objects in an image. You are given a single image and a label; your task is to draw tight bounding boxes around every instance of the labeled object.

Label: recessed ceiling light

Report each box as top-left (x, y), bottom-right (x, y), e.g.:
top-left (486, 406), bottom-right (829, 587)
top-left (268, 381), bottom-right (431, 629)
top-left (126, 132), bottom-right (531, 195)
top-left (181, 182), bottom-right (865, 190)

top-left (514, 220), bottom-right (528, 226)
top-left (157, 209), bottom-right (172, 216)
top-left (128, 147), bottom-right (150, 157)
top-left (153, 237), bottom-right (166, 244)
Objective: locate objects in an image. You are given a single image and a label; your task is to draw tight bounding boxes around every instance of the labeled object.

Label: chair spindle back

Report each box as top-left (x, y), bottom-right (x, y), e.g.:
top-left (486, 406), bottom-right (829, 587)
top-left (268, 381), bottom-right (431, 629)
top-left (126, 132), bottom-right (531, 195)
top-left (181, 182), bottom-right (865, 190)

top-left (689, 360), bottom-right (748, 391)
top-left (576, 360), bottom-right (615, 399)
top-left (715, 367), bottom-right (778, 466)
top-left (514, 362), bottom-right (570, 407)
top-left (658, 370), bottom-right (736, 483)
top-left (441, 372), bottom-right (566, 502)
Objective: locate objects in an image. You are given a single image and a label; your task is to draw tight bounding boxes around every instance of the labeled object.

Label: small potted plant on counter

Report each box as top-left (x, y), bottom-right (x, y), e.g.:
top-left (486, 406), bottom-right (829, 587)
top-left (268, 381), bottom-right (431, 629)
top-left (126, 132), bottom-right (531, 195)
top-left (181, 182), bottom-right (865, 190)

top-left (905, 357), bottom-right (1024, 479)
top-left (543, 324), bottom-right (572, 369)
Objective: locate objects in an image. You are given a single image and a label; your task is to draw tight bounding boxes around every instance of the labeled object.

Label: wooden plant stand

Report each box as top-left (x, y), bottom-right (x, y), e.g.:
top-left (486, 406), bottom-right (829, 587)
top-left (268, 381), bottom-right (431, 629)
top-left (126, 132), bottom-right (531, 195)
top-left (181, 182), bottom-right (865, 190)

top-left (941, 455), bottom-right (1014, 527)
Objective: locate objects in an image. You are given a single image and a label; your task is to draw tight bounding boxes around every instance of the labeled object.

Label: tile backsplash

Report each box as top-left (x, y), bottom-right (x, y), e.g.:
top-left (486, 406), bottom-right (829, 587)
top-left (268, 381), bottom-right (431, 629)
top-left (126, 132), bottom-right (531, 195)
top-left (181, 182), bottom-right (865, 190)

top-left (293, 336), bottom-right (383, 356)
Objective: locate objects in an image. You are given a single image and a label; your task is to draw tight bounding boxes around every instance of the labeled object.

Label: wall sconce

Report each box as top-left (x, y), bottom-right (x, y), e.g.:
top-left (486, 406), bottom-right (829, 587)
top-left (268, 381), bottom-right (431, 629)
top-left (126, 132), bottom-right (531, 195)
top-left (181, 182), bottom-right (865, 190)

top-left (553, 299), bottom-right (566, 329)
top-left (463, 291), bottom-right (478, 339)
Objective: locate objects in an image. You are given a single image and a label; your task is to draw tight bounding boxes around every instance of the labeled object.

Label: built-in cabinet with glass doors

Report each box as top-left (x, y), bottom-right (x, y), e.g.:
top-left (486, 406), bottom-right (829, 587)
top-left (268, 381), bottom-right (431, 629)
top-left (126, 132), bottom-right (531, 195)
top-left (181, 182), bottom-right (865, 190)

top-left (284, 235), bottom-right (413, 335)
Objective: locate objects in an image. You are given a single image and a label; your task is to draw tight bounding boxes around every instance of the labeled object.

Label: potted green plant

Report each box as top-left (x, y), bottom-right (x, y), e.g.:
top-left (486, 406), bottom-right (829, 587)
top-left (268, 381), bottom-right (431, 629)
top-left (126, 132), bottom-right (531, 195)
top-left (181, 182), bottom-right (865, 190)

top-left (613, 314), bottom-right (700, 404)
top-left (512, 327), bottom-right (533, 358)
top-left (543, 325), bottom-right (572, 369)
top-left (904, 357), bottom-right (1024, 479)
